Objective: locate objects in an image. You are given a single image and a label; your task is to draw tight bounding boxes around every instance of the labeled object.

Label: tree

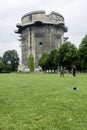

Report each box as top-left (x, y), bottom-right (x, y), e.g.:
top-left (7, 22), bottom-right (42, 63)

top-left (47, 49), bottom-right (58, 71)
top-left (78, 35), bottom-right (87, 70)
top-left (28, 53), bottom-right (34, 72)
top-left (0, 57), bottom-right (3, 62)
top-left (39, 42), bottom-right (78, 72)
top-left (0, 61), bottom-right (4, 72)
top-left (57, 42), bottom-right (78, 70)
top-left (0, 57), bottom-right (12, 73)
top-left (3, 50), bottom-right (19, 71)
top-left (39, 52), bottom-right (49, 71)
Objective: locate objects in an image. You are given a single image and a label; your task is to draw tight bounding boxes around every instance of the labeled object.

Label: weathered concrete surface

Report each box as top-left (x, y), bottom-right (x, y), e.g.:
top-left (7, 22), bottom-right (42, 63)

top-left (15, 10), bottom-right (68, 67)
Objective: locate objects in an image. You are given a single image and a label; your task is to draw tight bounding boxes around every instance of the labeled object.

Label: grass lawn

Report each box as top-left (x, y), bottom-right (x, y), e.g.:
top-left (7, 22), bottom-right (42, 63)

top-left (0, 73), bottom-right (87, 130)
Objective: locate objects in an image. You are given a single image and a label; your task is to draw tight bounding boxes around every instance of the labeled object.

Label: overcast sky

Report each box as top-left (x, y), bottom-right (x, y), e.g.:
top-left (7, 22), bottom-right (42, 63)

top-left (0, 0), bottom-right (87, 59)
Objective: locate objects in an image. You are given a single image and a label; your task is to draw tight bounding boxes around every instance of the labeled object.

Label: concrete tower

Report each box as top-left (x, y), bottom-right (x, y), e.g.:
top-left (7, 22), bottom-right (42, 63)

top-left (15, 10), bottom-right (68, 69)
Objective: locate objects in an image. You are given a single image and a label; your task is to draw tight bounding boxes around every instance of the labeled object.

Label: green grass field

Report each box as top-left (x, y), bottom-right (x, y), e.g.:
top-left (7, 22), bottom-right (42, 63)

top-left (0, 73), bottom-right (87, 130)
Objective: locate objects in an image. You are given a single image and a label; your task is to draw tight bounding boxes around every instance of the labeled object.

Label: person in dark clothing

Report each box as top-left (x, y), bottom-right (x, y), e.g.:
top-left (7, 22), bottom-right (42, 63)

top-left (72, 65), bottom-right (76, 76)
top-left (60, 66), bottom-right (64, 77)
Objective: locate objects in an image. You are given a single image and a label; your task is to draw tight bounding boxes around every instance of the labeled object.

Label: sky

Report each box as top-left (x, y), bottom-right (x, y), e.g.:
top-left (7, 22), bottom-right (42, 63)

top-left (0, 0), bottom-right (87, 59)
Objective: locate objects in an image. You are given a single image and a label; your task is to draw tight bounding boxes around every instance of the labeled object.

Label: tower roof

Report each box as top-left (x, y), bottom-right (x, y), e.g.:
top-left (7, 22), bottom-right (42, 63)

top-left (15, 10), bottom-right (68, 34)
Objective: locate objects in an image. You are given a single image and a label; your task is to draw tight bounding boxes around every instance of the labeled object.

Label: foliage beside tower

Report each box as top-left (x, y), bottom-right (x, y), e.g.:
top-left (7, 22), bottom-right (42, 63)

top-left (28, 53), bottom-right (34, 72)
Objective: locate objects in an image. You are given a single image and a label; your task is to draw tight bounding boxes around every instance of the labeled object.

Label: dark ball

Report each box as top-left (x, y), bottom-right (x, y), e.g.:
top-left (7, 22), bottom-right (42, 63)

top-left (73, 86), bottom-right (77, 90)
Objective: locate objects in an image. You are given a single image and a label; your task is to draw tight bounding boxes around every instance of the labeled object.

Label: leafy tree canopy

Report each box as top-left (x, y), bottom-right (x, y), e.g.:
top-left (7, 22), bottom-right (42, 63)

top-left (58, 42), bottom-right (78, 69)
top-left (47, 49), bottom-right (58, 70)
top-left (79, 34), bottom-right (87, 69)
top-left (39, 52), bottom-right (49, 70)
top-left (3, 50), bottom-right (19, 71)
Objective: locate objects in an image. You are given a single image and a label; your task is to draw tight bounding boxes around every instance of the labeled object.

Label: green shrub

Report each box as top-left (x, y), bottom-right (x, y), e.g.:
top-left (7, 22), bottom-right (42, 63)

top-left (28, 53), bottom-right (34, 72)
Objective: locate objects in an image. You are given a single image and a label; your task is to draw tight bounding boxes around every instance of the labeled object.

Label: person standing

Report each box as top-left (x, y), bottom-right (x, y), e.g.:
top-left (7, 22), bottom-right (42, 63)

top-left (60, 66), bottom-right (64, 77)
top-left (72, 65), bottom-right (76, 76)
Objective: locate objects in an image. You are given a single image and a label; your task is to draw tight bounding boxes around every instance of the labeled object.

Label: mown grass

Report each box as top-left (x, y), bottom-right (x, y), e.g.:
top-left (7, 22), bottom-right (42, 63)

top-left (0, 73), bottom-right (87, 130)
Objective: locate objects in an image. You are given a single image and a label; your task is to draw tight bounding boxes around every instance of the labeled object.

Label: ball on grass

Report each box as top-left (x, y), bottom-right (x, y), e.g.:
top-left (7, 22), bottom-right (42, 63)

top-left (73, 86), bottom-right (78, 90)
